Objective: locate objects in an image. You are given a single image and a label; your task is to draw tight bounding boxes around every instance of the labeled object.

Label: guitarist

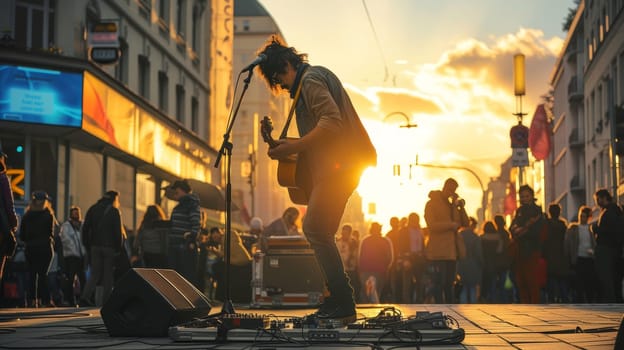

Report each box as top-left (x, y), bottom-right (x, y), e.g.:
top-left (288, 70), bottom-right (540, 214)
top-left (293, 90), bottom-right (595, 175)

top-left (256, 37), bottom-right (376, 325)
top-left (509, 185), bottom-right (545, 304)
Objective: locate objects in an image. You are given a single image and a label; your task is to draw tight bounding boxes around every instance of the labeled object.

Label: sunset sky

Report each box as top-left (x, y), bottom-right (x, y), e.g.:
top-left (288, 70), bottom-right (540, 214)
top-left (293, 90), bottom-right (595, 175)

top-left (258, 0), bottom-right (575, 227)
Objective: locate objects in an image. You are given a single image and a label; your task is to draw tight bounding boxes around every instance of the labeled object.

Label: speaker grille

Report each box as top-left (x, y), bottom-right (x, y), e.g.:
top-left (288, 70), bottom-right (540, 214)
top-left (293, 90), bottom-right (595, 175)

top-left (134, 269), bottom-right (209, 310)
top-left (102, 268), bottom-right (211, 337)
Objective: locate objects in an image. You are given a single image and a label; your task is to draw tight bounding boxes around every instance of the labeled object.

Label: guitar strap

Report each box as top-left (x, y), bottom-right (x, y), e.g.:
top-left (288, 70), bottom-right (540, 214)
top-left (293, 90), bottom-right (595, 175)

top-left (279, 65), bottom-right (308, 139)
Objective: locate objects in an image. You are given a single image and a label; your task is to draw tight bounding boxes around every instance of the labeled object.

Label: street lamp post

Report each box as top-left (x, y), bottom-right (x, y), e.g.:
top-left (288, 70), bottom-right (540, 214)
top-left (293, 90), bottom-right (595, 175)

top-left (383, 111), bottom-right (418, 128)
top-left (413, 157), bottom-right (487, 222)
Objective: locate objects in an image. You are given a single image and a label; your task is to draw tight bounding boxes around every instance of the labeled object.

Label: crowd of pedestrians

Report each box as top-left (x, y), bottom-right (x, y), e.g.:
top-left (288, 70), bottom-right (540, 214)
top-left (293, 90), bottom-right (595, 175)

top-left (335, 180), bottom-right (623, 305)
top-left (0, 174), bottom-right (622, 307)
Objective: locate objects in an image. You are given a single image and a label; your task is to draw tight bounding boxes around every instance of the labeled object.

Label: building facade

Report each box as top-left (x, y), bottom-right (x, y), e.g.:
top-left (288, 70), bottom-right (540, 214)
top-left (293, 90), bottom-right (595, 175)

top-left (232, 0), bottom-right (293, 225)
top-left (546, 0), bottom-right (624, 220)
top-left (0, 0), bottom-right (231, 232)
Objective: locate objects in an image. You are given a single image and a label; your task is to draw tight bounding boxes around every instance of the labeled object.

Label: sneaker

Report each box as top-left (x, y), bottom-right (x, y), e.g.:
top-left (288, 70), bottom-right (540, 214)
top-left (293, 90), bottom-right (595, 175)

top-left (311, 296), bottom-right (338, 316)
top-left (316, 302), bottom-right (357, 325)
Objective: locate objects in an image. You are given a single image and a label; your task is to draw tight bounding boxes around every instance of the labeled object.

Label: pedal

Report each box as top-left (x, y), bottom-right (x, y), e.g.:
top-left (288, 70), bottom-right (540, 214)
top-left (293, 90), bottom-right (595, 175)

top-left (220, 313), bottom-right (270, 330)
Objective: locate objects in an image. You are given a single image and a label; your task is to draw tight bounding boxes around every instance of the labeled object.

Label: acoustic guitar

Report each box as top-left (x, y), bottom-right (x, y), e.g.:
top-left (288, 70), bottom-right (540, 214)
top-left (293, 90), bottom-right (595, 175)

top-left (260, 116), bottom-right (311, 205)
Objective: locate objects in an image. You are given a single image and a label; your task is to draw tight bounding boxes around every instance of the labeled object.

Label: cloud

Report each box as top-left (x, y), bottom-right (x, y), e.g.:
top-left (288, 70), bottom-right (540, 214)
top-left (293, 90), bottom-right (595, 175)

top-left (347, 28), bottom-right (564, 219)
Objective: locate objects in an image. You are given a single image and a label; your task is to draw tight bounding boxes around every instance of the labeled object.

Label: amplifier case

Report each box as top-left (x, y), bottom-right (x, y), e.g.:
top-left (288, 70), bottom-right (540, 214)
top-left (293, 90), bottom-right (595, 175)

top-left (251, 252), bottom-right (325, 307)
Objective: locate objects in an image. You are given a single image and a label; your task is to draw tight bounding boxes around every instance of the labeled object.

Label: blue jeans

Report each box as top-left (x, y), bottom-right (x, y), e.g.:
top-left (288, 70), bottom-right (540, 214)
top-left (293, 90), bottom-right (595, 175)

top-left (303, 174), bottom-right (358, 304)
top-left (82, 246), bottom-right (116, 304)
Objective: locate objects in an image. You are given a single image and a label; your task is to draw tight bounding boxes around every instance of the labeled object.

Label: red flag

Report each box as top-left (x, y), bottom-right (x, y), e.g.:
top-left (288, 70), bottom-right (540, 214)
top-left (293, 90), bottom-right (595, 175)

top-left (528, 104), bottom-right (551, 160)
top-left (503, 182), bottom-right (517, 216)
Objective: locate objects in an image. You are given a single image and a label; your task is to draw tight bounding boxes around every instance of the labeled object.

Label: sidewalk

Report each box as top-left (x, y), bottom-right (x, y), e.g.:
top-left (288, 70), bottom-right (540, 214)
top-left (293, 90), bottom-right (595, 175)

top-left (0, 303), bottom-right (622, 349)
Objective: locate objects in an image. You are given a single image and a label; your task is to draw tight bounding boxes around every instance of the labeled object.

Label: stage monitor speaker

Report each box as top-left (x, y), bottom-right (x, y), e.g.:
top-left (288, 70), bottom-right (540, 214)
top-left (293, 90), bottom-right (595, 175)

top-left (101, 268), bottom-right (211, 337)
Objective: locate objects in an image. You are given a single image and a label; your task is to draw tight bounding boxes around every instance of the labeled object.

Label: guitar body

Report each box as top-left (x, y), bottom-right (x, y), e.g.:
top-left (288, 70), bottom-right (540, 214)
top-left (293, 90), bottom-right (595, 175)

top-left (261, 116), bottom-right (311, 205)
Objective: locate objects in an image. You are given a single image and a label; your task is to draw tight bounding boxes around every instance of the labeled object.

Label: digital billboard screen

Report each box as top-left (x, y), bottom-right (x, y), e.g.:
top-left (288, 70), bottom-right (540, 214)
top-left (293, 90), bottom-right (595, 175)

top-left (0, 64), bottom-right (83, 127)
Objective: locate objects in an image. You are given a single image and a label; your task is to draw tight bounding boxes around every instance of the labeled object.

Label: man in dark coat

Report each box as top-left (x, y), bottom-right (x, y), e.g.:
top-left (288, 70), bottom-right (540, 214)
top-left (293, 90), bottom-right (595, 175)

top-left (168, 180), bottom-right (201, 287)
top-left (80, 191), bottom-right (124, 306)
top-left (591, 188), bottom-right (624, 303)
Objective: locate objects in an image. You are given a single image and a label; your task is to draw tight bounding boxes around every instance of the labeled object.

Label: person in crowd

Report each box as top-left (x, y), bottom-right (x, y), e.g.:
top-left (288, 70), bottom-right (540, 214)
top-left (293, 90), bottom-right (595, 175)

top-left (591, 188), bottom-right (623, 303)
top-left (387, 212), bottom-right (426, 303)
top-left (494, 214), bottom-right (515, 302)
top-left (564, 205), bottom-right (598, 303)
top-left (246, 216), bottom-right (264, 254)
top-left (58, 206), bottom-right (86, 305)
top-left (543, 203), bottom-right (570, 303)
top-left (168, 180), bottom-right (201, 287)
top-left (336, 224), bottom-right (360, 303)
top-left (456, 217), bottom-right (483, 304)
top-left (260, 207), bottom-right (301, 252)
top-left (480, 220), bottom-right (511, 303)
top-left (256, 36), bottom-right (376, 323)
top-left (385, 217), bottom-right (400, 242)
top-left (0, 149), bottom-right (18, 281)
top-left (80, 190), bottom-right (124, 306)
top-left (509, 185), bottom-right (545, 304)
top-left (19, 191), bottom-right (55, 307)
top-left (424, 178), bottom-right (469, 303)
top-left (48, 233), bottom-right (65, 306)
top-left (199, 226), bottom-right (223, 300)
top-left (213, 229), bottom-right (252, 303)
top-left (134, 204), bottom-right (169, 269)
top-left (358, 222), bottom-right (393, 303)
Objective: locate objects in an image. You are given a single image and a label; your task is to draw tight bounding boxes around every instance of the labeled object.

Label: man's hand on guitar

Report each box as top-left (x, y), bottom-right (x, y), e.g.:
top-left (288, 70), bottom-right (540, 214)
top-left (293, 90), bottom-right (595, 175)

top-left (267, 138), bottom-right (298, 160)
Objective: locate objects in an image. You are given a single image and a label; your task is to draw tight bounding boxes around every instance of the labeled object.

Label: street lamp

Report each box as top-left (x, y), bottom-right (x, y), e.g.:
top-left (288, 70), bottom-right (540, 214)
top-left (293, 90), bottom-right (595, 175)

top-left (383, 111), bottom-right (418, 128)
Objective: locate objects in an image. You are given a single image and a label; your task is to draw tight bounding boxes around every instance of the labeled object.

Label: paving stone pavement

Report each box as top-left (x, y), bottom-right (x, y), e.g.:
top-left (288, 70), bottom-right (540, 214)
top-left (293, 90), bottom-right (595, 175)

top-left (0, 303), bottom-right (622, 349)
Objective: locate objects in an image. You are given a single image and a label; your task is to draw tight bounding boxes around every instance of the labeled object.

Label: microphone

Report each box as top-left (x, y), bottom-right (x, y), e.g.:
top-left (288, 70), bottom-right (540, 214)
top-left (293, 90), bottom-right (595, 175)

top-left (241, 54), bottom-right (267, 72)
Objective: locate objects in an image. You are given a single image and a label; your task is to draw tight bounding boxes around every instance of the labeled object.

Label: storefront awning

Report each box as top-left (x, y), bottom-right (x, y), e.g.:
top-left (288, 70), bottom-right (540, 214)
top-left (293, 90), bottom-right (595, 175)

top-left (163, 179), bottom-right (237, 212)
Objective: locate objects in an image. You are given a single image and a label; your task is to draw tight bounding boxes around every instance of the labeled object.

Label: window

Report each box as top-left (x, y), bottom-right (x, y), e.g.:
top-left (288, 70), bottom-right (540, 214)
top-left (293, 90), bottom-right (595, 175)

top-left (139, 55), bottom-right (150, 99)
top-left (159, 0), bottom-right (169, 22)
top-left (191, 3), bottom-right (202, 52)
top-left (158, 71), bottom-right (169, 112)
top-left (14, 0), bottom-right (56, 50)
top-left (176, 0), bottom-right (186, 38)
top-left (176, 84), bottom-right (185, 123)
top-left (114, 39), bottom-right (129, 84)
top-left (191, 97), bottom-right (198, 133)
top-left (138, 0), bottom-right (152, 19)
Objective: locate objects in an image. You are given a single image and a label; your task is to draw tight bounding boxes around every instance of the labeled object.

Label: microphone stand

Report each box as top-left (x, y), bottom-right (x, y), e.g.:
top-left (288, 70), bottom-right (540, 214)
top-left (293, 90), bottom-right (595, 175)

top-left (213, 68), bottom-right (255, 316)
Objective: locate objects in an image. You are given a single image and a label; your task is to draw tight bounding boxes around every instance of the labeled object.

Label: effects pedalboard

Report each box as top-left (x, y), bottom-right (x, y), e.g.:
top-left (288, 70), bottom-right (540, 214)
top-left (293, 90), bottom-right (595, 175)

top-left (168, 307), bottom-right (466, 345)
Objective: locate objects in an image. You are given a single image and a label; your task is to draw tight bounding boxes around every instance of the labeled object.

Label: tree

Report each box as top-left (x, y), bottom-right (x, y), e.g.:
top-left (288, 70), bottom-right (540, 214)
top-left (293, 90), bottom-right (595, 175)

top-left (562, 0), bottom-right (582, 32)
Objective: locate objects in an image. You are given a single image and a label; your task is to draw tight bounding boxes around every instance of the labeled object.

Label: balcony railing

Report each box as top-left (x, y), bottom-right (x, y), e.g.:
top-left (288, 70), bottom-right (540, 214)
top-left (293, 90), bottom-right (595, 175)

top-left (570, 174), bottom-right (585, 194)
top-left (567, 75), bottom-right (583, 102)
top-left (568, 127), bottom-right (583, 148)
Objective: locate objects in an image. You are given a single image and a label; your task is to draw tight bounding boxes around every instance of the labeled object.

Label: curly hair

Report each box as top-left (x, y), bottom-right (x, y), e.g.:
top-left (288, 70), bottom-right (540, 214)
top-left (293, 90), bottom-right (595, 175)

top-left (257, 36), bottom-right (308, 92)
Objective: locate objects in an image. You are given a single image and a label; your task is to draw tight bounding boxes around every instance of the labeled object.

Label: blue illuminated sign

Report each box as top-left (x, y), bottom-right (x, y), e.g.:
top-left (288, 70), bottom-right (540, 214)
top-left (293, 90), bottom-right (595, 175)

top-left (0, 64), bottom-right (83, 127)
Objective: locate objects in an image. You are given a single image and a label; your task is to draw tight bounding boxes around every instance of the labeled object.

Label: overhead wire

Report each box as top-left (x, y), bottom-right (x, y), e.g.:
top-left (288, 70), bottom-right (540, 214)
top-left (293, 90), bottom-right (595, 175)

top-left (361, 0), bottom-right (390, 84)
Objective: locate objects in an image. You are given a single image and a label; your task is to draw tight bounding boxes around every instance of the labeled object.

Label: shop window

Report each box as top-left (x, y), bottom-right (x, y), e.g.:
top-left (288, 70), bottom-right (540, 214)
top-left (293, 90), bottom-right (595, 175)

top-left (135, 172), bottom-right (157, 230)
top-left (106, 157), bottom-right (136, 233)
top-left (0, 136), bottom-right (26, 202)
top-left (30, 138), bottom-right (57, 206)
top-left (69, 148), bottom-right (102, 220)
